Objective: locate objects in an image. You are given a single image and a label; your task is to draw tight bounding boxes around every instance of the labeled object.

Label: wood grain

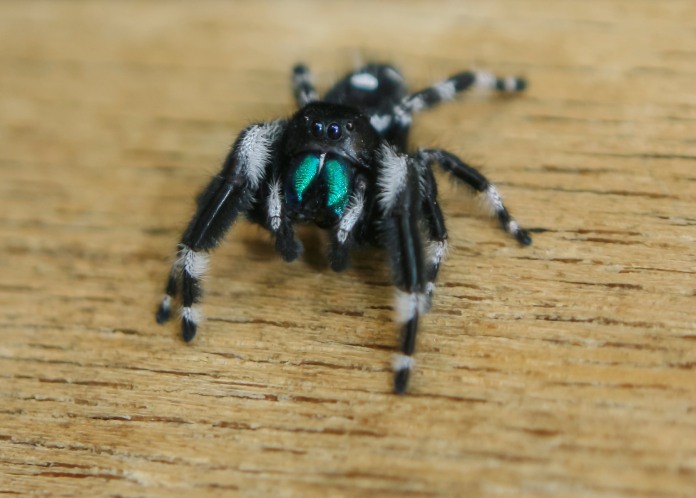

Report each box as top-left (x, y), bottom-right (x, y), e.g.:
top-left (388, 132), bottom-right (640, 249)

top-left (1, 1), bottom-right (695, 496)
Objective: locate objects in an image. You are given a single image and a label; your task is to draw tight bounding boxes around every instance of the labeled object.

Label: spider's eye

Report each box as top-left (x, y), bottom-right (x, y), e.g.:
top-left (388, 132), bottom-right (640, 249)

top-left (327, 123), bottom-right (342, 140)
top-left (311, 121), bottom-right (324, 137)
top-left (345, 121), bottom-right (354, 131)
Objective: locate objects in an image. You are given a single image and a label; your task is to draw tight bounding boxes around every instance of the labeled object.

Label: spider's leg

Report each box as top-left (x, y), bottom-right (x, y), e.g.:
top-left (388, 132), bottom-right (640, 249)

top-left (376, 145), bottom-right (428, 394)
top-left (370, 69), bottom-right (526, 142)
top-left (156, 120), bottom-right (287, 341)
top-left (413, 155), bottom-right (449, 297)
top-left (328, 176), bottom-right (367, 272)
top-left (292, 64), bottom-right (319, 108)
top-left (400, 70), bottom-right (526, 116)
top-left (418, 148), bottom-right (531, 245)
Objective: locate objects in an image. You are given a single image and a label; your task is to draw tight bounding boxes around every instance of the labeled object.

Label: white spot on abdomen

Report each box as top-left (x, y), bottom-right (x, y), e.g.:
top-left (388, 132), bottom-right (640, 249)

top-left (350, 72), bottom-right (379, 91)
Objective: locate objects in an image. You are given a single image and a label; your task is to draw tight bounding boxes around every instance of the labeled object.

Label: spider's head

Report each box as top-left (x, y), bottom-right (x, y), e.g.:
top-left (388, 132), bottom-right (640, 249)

top-left (284, 102), bottom-right (380, 166)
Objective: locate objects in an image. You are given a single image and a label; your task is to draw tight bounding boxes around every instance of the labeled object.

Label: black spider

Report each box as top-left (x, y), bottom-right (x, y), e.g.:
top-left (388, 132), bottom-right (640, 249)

top-left (156, 63), bottom-right (531, 394)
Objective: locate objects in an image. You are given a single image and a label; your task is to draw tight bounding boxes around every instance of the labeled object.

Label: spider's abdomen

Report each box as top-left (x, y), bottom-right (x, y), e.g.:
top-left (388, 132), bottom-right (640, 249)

top-left (324, 63), bottom-right (407, 116)
top-left (285, 152), bottom-right (353, 224)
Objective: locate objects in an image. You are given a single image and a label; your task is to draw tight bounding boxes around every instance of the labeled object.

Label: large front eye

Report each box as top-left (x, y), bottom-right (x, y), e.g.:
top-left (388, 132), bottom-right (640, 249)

top-left (327, 123), bottom-right (342, 140)
top-left (311, 121), bottom-right (324, 137)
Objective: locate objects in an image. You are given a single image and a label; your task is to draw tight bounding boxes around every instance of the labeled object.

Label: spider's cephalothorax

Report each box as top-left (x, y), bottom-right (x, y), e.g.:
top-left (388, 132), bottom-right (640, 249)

top-left (156, 63), bottom-right (532, 394)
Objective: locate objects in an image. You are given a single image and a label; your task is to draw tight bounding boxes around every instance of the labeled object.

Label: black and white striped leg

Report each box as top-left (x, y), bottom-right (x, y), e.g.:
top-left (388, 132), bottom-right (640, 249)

top-left (391, 187), bottom-right (428, 394)
top-left (400, 70), bottom-right (527, 115)
top-left (370, 70), bottom-right (526, 143)
top-left (156, 120), bottom-right (287, 341)
top-left (155, 267), bottom-right (179, 324)
top-left (412, 152), bottom-right (449, 298)
top-left (292, 64), bottom-right (319, 108)
top-left (423, 203), bottom-right (448, 298)
top-left (328, 177), bottom-right (367, 272)
top-left (174, 174), bottom-right (248, 342)
top-left (377, 145), bottom-right (428, 394)
top-left (419, 149), bottom-right (532, 245)
top-left (177, 243), bottom-right (210, 341)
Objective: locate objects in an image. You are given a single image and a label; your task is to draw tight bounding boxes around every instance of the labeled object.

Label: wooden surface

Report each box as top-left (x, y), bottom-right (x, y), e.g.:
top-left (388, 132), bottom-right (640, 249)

top-left (2, 1), bottom-right (695, 496)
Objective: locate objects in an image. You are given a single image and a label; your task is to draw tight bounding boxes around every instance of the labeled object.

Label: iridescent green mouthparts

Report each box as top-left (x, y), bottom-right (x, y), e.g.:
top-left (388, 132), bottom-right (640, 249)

top-left (291, 152), bottom-right (353, 217)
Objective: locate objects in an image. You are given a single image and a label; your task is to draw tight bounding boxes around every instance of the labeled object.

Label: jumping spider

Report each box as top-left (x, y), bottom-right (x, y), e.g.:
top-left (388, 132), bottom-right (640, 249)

top-left (156, 63), bottom-right (531, 394)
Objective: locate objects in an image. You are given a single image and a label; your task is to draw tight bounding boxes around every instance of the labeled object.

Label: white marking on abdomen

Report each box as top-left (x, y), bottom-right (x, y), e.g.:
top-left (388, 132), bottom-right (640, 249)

top-left (370, 114), bottom-right (392, 132)
top-left (350, 72), bottom-right (379, 91)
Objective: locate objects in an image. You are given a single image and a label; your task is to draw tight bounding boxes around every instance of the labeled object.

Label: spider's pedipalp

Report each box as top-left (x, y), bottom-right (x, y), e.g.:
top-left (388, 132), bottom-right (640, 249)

top-left (267, 179), bottom-right (283, 231)
top-left (329, 178), bottom-right (367, 272)
top-left (336, 192), bottom-right (365, 244)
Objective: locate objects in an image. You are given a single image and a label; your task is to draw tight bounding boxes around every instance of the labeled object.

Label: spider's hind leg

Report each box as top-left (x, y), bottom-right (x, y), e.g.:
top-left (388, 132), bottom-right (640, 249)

top-left (417, 148), bottom-right (531, 245)
top-left (400, 69), bottom-right (526, 116)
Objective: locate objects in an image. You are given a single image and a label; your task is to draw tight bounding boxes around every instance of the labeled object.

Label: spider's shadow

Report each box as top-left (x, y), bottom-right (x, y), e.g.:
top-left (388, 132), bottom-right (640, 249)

top-left (238, 223), bottom-right (391, 302)
top-left (241, 224), bottom-right (386, 276)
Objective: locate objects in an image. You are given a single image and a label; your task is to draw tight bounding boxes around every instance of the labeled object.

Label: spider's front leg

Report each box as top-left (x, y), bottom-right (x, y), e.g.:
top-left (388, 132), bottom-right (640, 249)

top-left (376, 145), bottom-right (428, 394)
top-left (292, 63), bottom-right (319, 108)
top-left (156, 120), bottom-right (287, 341)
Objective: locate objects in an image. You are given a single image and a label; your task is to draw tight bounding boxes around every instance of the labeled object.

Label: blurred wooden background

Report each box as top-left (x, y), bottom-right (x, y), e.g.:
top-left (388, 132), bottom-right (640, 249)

top-left (2, 1), bottom-right (695, 496)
